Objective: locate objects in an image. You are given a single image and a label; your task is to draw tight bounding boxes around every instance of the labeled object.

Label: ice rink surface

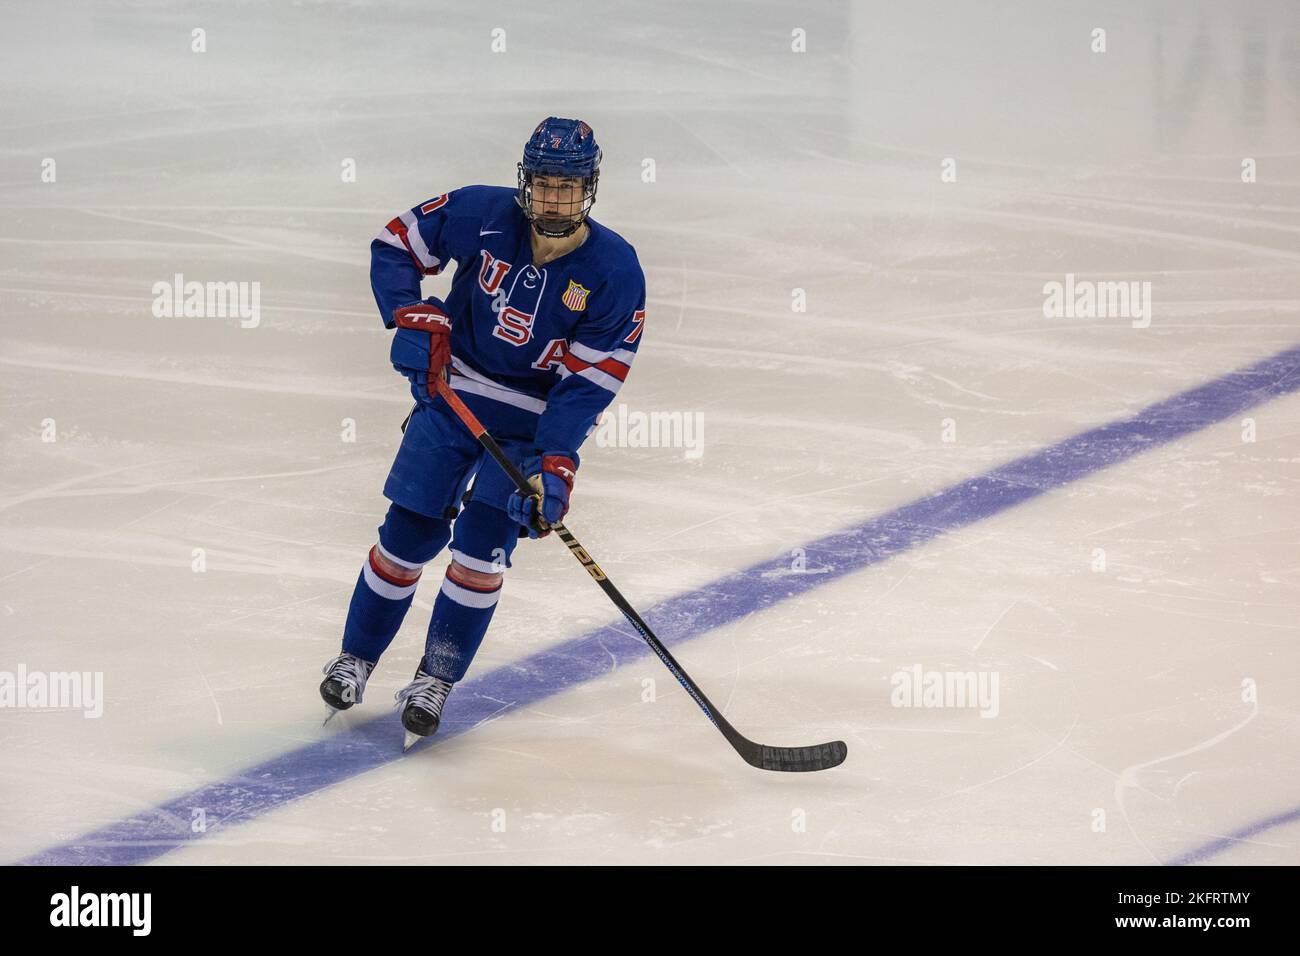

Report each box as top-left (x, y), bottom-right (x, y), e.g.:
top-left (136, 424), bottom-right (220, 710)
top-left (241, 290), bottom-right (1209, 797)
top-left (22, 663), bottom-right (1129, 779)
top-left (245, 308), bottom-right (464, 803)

top-left (2, 0), bottom-right (1299, 864)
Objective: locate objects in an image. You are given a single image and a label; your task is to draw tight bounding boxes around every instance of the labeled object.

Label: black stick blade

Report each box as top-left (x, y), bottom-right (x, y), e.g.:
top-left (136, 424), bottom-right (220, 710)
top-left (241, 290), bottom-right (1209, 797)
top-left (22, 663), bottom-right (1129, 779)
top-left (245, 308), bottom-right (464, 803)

top-left (748, 740), bottom-right (848, 773)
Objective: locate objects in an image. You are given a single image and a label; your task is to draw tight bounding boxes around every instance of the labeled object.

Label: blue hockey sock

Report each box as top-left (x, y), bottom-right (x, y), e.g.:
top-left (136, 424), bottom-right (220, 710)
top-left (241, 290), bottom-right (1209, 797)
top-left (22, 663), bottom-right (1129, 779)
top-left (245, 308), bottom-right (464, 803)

top-left (341, 505), bottom-right (451, 664)
top-left (421, 564), bottom-right (503, 682)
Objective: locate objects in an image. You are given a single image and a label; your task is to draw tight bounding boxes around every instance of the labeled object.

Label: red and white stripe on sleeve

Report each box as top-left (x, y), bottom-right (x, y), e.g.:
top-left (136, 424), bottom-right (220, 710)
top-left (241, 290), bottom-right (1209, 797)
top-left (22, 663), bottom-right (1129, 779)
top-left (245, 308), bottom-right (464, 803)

top-left (375, 205), bottom-right (445, 276)
top-left (558, 340), bottom-right (637, 396)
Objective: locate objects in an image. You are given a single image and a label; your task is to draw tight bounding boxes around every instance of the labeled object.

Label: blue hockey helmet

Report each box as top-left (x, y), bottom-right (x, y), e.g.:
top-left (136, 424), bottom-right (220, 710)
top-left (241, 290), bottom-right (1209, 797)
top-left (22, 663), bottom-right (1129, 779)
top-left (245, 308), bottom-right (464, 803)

top-left (516, 117), bottom-right (602, 238)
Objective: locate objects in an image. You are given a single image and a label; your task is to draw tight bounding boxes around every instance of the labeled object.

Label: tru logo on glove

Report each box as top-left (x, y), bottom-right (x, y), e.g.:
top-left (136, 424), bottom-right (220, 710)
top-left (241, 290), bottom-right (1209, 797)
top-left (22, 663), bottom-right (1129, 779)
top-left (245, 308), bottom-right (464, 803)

top-left (395, 303), bottom-right (452, 331)
top-left (391, 299), bottom-right (454, 403)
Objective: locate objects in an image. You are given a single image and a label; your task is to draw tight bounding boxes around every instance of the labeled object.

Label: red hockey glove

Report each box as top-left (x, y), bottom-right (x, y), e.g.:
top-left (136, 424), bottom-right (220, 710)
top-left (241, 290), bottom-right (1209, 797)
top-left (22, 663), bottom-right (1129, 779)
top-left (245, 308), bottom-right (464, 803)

top-left (391, 299), bottom-right (453, 403)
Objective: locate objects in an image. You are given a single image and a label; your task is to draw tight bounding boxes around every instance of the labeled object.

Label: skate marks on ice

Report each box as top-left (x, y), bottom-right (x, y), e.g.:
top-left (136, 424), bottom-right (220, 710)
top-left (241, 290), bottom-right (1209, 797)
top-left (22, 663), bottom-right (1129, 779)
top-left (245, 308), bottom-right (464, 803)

top-left (1116, 698), bottom-right (1263, 865)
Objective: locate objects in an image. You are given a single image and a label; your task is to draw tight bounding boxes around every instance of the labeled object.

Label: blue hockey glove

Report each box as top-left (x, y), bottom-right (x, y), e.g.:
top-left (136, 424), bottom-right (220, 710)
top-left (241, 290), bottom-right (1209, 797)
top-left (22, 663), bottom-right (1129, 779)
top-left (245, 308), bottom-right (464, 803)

top-left (507, 453), bottom-right (577, 538)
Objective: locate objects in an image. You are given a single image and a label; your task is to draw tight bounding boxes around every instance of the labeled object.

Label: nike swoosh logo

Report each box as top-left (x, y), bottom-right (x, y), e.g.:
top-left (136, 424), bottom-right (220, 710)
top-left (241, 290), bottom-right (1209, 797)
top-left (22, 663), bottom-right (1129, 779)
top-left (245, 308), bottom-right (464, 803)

top-left (479, 229), bottom-right (502, 236)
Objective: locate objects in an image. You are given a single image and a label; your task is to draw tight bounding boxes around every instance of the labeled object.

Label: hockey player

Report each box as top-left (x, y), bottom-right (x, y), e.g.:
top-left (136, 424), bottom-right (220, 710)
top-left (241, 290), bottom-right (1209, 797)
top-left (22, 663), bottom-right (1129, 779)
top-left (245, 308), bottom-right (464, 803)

top-left (319, 117), bottom-right (647, 747)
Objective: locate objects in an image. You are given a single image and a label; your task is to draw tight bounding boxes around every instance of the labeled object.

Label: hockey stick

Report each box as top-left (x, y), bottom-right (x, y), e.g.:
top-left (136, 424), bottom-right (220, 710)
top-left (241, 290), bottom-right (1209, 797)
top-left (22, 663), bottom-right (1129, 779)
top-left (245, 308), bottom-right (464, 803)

top-left (432, 378), bottom-right (847, 772)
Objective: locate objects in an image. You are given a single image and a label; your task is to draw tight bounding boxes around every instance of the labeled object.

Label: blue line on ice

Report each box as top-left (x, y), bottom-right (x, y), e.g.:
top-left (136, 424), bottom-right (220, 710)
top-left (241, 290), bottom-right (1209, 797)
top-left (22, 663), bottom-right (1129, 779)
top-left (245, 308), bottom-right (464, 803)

top-left (18, 342), bottom-right (1300, 866)
top-left (1169, 805), bottom-right (1300, 866)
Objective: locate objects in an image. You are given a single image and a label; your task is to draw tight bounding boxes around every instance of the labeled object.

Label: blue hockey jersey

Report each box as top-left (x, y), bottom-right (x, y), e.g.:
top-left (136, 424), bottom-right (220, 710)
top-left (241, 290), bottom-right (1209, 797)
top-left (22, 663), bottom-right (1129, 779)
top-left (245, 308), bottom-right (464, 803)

top-left (370, 185), bottom-right (646, 456)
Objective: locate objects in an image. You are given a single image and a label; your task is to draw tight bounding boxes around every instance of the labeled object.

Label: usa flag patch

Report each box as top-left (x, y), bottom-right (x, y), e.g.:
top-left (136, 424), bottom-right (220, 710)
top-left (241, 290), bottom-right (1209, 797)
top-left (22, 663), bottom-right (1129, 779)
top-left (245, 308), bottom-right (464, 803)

top-left (561, 279), bottom-right (590, 312)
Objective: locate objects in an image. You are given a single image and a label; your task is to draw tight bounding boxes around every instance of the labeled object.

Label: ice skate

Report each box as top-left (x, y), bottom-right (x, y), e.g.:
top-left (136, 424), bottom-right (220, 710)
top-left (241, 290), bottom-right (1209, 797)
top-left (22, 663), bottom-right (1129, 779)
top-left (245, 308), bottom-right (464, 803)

top-left (395, 667), bottom-right (454, 751)
top-left (319, 652), bottom-right (376, 724)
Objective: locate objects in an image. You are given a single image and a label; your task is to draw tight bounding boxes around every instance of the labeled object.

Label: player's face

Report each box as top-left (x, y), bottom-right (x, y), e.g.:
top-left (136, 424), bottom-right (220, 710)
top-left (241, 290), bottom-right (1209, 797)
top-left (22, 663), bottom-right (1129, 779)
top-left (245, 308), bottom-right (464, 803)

top-left (530, 175), bottom-right (585, 224)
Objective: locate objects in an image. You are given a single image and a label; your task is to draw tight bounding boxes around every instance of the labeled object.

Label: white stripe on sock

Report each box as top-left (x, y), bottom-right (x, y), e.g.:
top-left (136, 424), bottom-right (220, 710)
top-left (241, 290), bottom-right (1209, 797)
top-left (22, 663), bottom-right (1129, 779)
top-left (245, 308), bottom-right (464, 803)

top-left (449, 549), bottom-right (503, 574)
top-left (376, 540), bottom-right (426, 571)
top-left (440, 575), bottom-right (502, 609)
top-left (363, 560), bottom-right (419, 600)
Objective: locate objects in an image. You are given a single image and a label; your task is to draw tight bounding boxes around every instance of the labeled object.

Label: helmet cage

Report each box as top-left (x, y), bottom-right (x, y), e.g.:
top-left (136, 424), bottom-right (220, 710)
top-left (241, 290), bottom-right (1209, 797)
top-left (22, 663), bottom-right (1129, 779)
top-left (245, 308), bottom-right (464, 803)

top-left (516, 163), bottom-right (600, 239)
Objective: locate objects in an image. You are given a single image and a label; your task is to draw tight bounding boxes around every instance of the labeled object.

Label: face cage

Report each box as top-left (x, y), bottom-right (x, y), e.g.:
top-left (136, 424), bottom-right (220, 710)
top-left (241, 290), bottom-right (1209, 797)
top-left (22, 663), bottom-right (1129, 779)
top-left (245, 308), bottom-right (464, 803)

top-left (516, 164), bottom-right (599, 238)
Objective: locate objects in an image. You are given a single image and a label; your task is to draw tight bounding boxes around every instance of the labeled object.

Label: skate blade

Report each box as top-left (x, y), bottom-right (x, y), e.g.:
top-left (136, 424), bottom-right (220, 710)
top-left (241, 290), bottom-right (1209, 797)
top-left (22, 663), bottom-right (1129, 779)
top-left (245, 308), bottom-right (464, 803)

top-left (403, 730), bottom-right (422, 752)
top-left (322, 705), bottom-right (341, 727)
